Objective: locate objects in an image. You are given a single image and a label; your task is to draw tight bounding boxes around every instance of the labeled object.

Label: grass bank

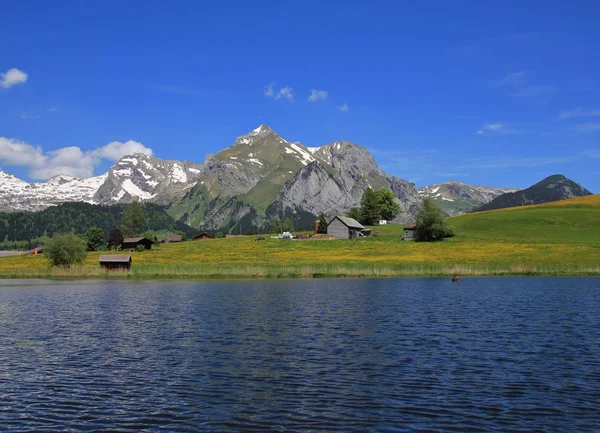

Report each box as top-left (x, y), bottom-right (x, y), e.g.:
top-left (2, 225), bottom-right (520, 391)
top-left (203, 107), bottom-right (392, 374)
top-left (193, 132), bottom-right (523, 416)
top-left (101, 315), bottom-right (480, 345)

top-left (1, 195), bottom-right (599, 279)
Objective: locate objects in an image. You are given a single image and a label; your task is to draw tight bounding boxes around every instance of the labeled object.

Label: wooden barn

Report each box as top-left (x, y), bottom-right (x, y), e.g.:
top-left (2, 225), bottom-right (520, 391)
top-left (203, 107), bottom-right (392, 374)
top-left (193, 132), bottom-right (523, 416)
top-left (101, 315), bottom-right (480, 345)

top-left (193, 232), bottom-right (214, 240)
top-left (99, 254), bottom-right (132, 271)
top-left (327, 216), bottom-right (367, 239)
top-left (403, 223), bottom-right (418, 241)
top-left (166, 233), bottom-right (183, 243)
top-left (121, 237), bottom-right (153, 250)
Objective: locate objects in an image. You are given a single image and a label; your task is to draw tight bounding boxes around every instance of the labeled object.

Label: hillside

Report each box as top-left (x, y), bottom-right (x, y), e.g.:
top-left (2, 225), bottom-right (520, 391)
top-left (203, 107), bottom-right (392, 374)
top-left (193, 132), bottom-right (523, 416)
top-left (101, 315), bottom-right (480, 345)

top-left (475, 174), bottom-right (592, 212)
top-left (448, 194), bottom-right (600, 244)
top-left (0, 202), bottom-right (197, 248)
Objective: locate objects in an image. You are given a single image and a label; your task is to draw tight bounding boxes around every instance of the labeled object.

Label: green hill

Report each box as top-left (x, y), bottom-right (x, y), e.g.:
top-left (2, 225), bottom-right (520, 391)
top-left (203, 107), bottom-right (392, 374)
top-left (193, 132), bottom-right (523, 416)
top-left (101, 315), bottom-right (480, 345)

top-left (449, 194), bottom-right (600, 244)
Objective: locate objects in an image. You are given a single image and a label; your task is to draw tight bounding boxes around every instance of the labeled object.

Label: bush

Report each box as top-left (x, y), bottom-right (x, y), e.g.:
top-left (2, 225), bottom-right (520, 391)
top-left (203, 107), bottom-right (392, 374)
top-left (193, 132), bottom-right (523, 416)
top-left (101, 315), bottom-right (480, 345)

top-left (45, 233), bottom-right (88, 268)
top-left (214, 232), bottom-right (224, 239)
top-left (135, 245), bottom-right (146, 253)
top-left (415, 197), bottom-right (453, 242)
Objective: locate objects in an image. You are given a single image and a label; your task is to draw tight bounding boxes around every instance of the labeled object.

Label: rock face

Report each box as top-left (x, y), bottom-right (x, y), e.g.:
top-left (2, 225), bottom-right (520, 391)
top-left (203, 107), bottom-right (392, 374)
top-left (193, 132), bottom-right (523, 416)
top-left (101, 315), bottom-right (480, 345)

top-left (93, 154), bottom-right (204, 205)
top-left (418, 181), bottom-right (519, 216)
top-left (475, 174), bottom-right (592, 212)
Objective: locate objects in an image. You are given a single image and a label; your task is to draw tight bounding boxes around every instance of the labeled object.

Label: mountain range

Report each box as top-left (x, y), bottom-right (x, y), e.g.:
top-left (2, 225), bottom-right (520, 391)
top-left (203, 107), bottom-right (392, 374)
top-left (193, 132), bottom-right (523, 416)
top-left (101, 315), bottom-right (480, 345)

top-left (475, 174), bottom-right (593, 212)
top-left (0, 125), bottom-right (591, 231)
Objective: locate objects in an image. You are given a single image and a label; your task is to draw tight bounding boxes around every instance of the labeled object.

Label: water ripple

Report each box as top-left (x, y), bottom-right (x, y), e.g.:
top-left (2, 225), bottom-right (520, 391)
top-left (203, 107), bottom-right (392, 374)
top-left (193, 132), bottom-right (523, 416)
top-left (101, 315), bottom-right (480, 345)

top-left (1, 277), bottom-right (599, 431)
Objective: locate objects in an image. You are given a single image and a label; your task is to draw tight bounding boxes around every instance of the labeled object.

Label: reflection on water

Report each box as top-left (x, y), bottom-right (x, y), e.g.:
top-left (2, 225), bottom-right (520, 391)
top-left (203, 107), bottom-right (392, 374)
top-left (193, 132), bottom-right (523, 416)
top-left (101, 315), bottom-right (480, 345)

top-left (1, 278), bottom-right (599, 431)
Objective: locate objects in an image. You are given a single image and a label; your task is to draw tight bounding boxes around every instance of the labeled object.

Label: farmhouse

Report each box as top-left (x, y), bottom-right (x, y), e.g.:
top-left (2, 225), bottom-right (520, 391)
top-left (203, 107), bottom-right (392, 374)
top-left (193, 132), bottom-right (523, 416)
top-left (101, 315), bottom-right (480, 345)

top-left (166, 233), bottom-right (183, 243)
top-left (193, 232), bottom-right (214, 240)
top-left (327, 216), bottom-right (368, 239)
top-left (99, 254), bottom-right (132, 271)
top-left (122, 237), bottom-right (153, 250)
top-left (403, 223), bottom-right (417, 241)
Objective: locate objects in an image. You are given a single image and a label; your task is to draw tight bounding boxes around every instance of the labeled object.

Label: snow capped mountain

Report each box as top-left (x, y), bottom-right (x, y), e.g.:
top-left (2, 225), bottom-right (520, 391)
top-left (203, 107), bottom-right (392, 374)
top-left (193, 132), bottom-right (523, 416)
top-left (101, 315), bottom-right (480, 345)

top-left (93, 154), bottom-right (204, 205)
top-left (0, 169), bottom-right (106, 212)
top-left (418, 181), bottom-right (519, 215)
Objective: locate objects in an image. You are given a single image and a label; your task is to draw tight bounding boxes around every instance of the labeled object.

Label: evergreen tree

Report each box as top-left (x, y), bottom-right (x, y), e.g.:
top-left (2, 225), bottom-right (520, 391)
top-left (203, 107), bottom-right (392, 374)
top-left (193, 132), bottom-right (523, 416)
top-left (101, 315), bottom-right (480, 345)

top-left (107, 228), bottom-right (124, 248)
top-left (347, 207), bottom-right (361, 221)
top-left (121, 201), bottom-right (145, 237)
top-left (85, 227), bottom-right (105, 251)
top-left (375, 188), bottom-right (402, 221)
top-left (317, 213), bottom-right (328, 234)
top-left (270, 218), bottom-right (282, 234)
top-left (415, 197), bottom-right (453, 242)
top-left (359, 188), bottom-right (381, 225)
top-left (281, 218), bottom-right (294, 232)
top-left (45, 233), bottom-right (87, 268)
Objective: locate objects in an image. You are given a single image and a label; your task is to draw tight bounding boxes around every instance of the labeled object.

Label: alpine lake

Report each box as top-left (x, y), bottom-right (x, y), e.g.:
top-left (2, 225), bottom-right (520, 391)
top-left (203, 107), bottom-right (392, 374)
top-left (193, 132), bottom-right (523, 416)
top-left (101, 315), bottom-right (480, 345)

top-left (1, 277), bottom-right (599, 432)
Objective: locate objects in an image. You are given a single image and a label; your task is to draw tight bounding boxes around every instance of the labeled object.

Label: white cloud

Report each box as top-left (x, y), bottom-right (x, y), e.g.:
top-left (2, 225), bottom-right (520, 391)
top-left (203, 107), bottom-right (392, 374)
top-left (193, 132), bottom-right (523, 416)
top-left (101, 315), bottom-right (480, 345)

top-left (264, 82), bottom-right (275, 97)
top-left (571, 122), bottom-right (600, 134)
top-left (0, 68), bottom-right (28, 88)
top-left (264, 82), bottom-right (294, 102)
top-left (20, 111), bottom-right (39, 120)
top-left (0, 136), bottom-right (153, 180)
top-left (493, 71), bottom-right (555, 100)
top-left (48, 107), bottom-right (58, 112)
top-left (476, 122), bottom-right (540, 135)
top-left (308, 89), bottom-right (328, 102)
top-left (337, 103), bottom-right (349, 112)
top-left (558, 108), bottom-right (600, 120)
top-left (275, 87), bottom-right (294, 102)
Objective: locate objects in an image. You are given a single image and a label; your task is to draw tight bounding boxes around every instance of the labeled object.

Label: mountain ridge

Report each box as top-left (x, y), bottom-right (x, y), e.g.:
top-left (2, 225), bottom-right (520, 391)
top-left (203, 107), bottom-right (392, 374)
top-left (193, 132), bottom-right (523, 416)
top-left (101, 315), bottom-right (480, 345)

top-left (1, 125), bottom-right (582, 232)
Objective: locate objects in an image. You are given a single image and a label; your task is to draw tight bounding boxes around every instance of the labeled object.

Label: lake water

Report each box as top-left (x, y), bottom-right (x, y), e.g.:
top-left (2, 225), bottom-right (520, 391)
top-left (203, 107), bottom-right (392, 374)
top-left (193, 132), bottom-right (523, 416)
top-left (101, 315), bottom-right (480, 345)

top-left (1, 278), bottom-right (599, 432)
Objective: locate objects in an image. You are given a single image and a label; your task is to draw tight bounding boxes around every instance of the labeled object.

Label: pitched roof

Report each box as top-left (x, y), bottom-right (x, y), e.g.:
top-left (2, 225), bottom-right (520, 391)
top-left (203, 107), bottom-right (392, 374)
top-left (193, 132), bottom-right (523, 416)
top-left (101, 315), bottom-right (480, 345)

top-left (193, 232), bottom-right (214, 239)
top-left (122, 237), bottom-right (150, 243)
top-left (333, 216), bottom-right (365, 229)
top-left (404, 223), bottom-right (417, 229)
top-left (166, 233), bottom-right (182, 242)
top-left (99, 254), bottom-right (132, 263)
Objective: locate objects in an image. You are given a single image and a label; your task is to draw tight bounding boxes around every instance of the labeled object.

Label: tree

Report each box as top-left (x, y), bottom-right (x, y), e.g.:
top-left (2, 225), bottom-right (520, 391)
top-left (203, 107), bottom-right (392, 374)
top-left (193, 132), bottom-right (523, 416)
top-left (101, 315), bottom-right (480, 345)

top-left (317, 213), bottom-right (328, 234)
top-left (270, 218), bottom-right (282, 234)
top-left (107, 228), bottom-right (124, 248)
top-left (121, 201), bottom-right (145, 237)
top-left (281, 218), bottom-right (294, 232)
top-left (214, 232), bottom-right (224, 238)
top-left (85, 227), bottom-right (105, 251)
top-left (45, 233), bottom-right (87, 268)
top-left (375, 188), bottom-right (401, 221)
top-left (359, 188), bottom-right (381, 226)
top-left (347, 207), bottom-right (361, 221)
top-left (415, 197), bottom-right (453, 242)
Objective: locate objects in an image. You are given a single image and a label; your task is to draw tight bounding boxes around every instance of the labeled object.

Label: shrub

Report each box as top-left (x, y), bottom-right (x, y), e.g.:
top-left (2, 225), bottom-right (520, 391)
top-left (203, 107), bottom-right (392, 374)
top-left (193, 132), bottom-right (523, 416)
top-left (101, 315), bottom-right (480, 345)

top-left (135, 245), bottom-right (146, 253)
top-left (45, 233), bottom-right (87, 268)
top-left (214, 232), bottom-right (224, 239)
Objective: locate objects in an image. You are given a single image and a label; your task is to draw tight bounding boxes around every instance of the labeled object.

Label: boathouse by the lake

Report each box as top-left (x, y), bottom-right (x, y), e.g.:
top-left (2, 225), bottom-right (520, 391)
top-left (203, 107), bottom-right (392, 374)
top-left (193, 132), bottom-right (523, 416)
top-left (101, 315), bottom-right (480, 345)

top-left (99, 254), bottom-right (132, 271)
top-left (121, 237), bottom-right (153, 250)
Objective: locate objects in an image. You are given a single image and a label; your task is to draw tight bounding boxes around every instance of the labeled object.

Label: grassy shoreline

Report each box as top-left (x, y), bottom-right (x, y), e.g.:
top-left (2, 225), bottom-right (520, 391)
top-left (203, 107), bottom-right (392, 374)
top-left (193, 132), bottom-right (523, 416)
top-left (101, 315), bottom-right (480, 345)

top-left (1, 263), bottom-right (599, 280)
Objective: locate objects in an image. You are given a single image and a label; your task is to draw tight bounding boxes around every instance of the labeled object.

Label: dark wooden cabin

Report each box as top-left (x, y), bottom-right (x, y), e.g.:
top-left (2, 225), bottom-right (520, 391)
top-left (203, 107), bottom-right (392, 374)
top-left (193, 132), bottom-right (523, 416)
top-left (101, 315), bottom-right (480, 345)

top-left (166, 233), bottom-right (183, 243)
top-left (121, 237), bottom-right (153, 250)
top-left (193, 232), bottom-right (214, 240)
top-left (99, 254), bottom-right (132, 271)
top-left (403, 223), bottom-right (417, 241)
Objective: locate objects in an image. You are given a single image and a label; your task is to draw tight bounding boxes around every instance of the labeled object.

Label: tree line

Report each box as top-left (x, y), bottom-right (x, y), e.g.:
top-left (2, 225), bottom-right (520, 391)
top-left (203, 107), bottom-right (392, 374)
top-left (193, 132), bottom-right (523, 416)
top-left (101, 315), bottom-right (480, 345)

top-left (0, 201), bottom-right (197, 249)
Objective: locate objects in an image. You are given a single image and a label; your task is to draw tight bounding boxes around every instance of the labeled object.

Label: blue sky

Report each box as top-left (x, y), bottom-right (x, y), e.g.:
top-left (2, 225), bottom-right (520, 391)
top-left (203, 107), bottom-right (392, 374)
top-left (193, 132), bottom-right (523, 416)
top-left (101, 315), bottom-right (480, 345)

top-left (1, 0), bottom-right (599, 191)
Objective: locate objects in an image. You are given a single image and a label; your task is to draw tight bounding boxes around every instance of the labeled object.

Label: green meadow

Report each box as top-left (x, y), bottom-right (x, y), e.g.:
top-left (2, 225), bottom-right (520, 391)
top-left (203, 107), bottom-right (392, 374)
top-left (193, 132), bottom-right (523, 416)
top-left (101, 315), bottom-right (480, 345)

top-left (1, 195), bottom-right (599, 279)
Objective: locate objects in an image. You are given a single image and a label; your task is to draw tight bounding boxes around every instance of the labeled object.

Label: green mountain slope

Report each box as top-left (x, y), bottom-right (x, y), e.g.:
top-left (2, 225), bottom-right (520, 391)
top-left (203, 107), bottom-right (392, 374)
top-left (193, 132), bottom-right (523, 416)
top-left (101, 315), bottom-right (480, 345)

top-left (475, 174), bottom-right (592, 212)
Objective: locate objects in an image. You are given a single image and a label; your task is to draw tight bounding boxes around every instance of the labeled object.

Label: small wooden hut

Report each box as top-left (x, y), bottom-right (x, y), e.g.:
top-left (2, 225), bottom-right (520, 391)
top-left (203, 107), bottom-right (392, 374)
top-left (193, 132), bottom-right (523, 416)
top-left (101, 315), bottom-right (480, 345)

top-left (121, 237), bottom-right (153, 250)
top-left (193, 232), bottom-right (214, 240)
top-left (99, 254), bottom-right (132, 271)
top-left (403, 223), bottom-right (417, 241)
top-left (166, 233), bottom-right (183, 243)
